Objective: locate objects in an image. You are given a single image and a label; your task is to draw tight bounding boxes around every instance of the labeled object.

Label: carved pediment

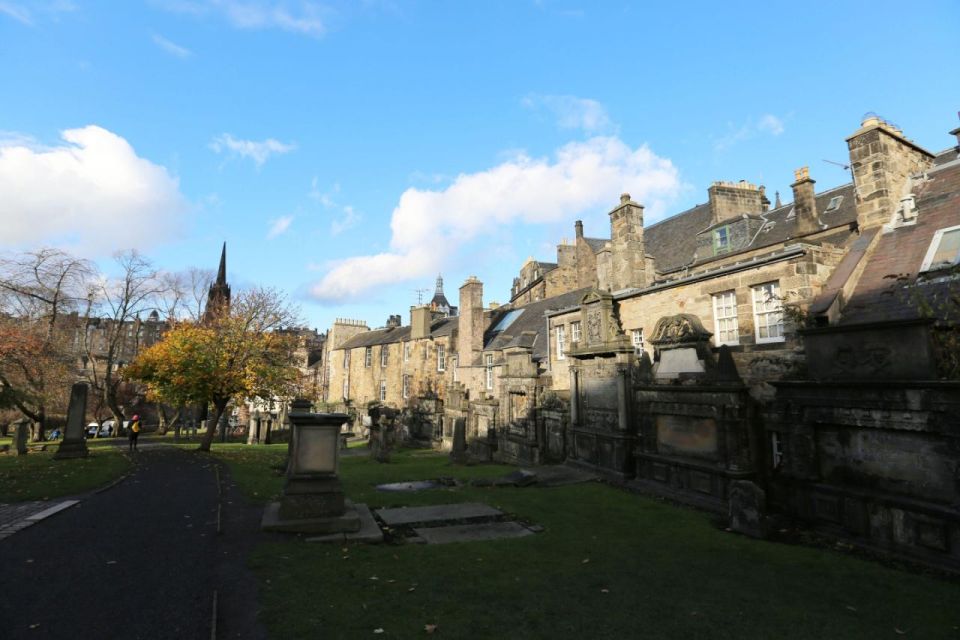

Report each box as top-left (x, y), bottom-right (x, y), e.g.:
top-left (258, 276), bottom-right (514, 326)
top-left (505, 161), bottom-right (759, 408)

top-left (649, 314), bottom-right (712, 347)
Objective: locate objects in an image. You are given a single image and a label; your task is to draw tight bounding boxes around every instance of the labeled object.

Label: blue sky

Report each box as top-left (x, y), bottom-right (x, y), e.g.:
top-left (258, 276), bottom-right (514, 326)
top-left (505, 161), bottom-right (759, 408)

top-left (2, 0), bottom-right (958, 331)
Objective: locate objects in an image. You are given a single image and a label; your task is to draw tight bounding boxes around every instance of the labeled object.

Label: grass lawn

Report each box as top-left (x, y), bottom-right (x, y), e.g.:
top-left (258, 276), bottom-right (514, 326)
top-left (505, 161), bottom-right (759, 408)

top-left (0, 441), bottom-right (131, 503)
top-left (211, 446), bottom-right (960, 640)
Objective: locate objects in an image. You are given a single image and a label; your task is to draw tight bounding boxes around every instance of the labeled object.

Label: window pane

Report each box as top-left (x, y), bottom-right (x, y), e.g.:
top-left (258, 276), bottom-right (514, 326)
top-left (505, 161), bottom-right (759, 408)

top-left (931, 228), bottom-right (960, 268)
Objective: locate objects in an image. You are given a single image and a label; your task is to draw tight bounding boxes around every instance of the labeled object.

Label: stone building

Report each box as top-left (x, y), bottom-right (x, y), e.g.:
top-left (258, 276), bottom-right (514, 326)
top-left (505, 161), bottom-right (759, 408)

top-left (327, 114), bottom-right (960, 570)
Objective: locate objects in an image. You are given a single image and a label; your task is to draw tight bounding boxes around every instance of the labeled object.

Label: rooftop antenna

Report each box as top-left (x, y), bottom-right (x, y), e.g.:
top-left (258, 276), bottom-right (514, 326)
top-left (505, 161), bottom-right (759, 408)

top-left (822, 159), bottom-right (858, 200)
top-left (413, 288), bottom-right (429, 305)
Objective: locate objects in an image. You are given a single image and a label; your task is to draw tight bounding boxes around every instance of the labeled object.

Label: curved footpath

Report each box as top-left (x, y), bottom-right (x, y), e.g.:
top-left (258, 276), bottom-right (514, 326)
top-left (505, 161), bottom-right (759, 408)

top-left (0, 446), bottom-right (268, 639)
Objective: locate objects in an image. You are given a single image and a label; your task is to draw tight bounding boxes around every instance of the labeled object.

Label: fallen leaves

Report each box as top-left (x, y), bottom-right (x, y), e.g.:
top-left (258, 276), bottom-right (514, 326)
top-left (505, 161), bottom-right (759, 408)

top-left (425, 623), bottom-right (438, 634)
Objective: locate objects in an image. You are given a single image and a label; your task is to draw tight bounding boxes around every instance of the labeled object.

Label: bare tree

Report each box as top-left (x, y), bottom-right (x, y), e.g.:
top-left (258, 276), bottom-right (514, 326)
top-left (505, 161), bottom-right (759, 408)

top-left (80, 250), bottom-right (170, 430)
top-left (0, 249), bottom-right (94, 439)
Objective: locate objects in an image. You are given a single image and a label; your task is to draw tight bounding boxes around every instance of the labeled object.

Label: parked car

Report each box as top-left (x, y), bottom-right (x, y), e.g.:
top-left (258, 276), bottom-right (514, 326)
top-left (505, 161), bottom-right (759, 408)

top-left (86, 422), bottom-right (113, 438)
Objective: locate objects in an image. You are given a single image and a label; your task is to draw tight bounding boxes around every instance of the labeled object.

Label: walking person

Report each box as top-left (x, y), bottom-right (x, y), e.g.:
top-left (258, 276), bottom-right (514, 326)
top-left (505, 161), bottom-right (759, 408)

top-left (128, 414), bottom-right (141, 452)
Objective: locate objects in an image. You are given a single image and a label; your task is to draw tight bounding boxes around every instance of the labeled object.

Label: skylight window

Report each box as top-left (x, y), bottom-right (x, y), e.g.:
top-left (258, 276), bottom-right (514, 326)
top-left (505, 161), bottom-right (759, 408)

top-left (825, 195), bottom-right (843, 212)
top-left (920, 225), bottom-right (960, 272)
top-left (491, 309), bottom-right (524, 333)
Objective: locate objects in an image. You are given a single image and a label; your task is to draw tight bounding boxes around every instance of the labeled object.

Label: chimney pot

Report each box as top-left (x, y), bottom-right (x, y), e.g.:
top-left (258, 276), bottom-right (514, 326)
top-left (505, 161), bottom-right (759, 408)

top-left (620, 193), bottom-right (631, 204)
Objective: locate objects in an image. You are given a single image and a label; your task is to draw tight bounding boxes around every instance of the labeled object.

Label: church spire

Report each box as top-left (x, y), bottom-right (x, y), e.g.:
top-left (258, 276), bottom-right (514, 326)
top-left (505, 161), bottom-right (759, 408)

top-left (434, 273), bottom-right (444, 296)
top-left (216, 241), bottom-right (227, 286)
top-left (204, 242), bottom-right (231, 323)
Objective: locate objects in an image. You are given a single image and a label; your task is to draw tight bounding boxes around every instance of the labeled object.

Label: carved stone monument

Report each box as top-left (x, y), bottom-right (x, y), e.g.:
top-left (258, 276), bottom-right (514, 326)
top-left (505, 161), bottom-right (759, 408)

top-left (13, 418), bottom-right (30, 456)
top-left (648, 313), bottom-right (714, 380)
top-left (55, 383), bottom-right (90, 460)
top-left (450, 417), bottom-right (468, 464)
top-left (728, 480), bottom-right (768, 538)
top-left (262, 400), bottom-right (361, 534)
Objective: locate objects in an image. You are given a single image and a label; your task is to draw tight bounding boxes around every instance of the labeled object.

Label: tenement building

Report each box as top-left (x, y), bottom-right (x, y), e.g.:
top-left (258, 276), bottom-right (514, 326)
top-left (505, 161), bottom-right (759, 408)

top-left (327, 115), bottom-right (960, 570)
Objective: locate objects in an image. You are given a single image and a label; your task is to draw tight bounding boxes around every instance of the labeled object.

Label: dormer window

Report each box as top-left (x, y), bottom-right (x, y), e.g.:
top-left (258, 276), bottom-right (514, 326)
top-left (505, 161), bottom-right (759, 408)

top-left (920, 225), bottom-right (960, 272)
top-left (713, 226), bottom-right (730, 254)
top-left (825, 195), bottom-right (843, 212)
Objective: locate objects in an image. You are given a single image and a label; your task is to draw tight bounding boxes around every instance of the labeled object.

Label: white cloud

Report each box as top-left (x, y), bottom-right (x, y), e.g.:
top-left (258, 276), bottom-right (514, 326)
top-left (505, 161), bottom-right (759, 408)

top-left (267, 214), bottom-right (293, 239)
top-left (309, 136), bottom-right (681, 302)
top-left (209, 133), bottom-right (296, 167)
top-left (155, 0), bottom-right (326, 37)
top-left (330, 205), bottom-right (359, 236)
top-left (0, 2), bottom-right (32, 24)
top-left (522, 94), bottom-right (615, 134)
top-left (309, 179), bottom-right (360, 235)
top-left (0, 1), bottom-right (76, 25)
top-left (757, 114), bottom-right (785, 136)
top-left (0, 125), bottom-right (188, 254)
top-left (152, 34), bottom-right (193, 58)
top-left (714, 113), bottom-right (786, 151)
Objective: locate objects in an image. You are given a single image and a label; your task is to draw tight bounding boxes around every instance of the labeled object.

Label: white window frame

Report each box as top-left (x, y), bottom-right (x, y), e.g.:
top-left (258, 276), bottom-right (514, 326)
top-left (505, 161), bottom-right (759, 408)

top-left (751, 281), bottom-right (785, 344)
top-left (379, 380), bottom-right (386, 402)
top-left (485, 354), bottom-right (494, 390)
top-left (631, 329), bottom-right (644, 355)
top-left (920, 224), bottom-right (960, 272)
top-left (712, 290), bottom-right (740, 347)
top-left (403, 342), bottom-right (410, 362)
top-left (364, 346), bottom-right (372, 367)
top-left (380, 345), bottom-right (388, 368)
top-left (437, 344), bottom-right (446, 372)
top-left (770, 431), bottom-right (783, 469)
top-left (571, 321), bottom-right (581, 344)
top-left (402, 374), bottom-right (409, 399)
top-left (556, 325), bottom-right (566, 361)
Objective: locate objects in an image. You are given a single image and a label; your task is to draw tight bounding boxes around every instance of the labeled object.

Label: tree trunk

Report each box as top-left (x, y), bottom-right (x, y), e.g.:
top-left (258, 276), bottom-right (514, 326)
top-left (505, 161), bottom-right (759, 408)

top-left (198, 399), bottom-right (228, 452)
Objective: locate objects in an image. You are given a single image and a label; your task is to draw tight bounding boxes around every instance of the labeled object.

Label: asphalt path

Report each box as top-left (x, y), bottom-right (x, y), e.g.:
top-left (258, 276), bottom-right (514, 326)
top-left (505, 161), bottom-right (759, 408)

top-left (0, 446), bottom-right (269, 640)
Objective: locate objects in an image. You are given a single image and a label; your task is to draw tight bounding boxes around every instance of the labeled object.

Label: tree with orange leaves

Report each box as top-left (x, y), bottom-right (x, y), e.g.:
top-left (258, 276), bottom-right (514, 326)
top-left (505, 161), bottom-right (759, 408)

top-left (126, 287), bottom-right (299, 451)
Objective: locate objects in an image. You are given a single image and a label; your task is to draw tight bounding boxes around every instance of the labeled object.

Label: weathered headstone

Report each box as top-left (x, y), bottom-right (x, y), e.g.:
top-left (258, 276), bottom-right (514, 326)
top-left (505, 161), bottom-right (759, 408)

top-left (13, 418), bottom-right (30, 456)
top-left (55, 383), bottom-right (90, 460)
top-left (449, 417), bottom-right (468, 464)
top-left (728, 480), bottom-right (768, 538)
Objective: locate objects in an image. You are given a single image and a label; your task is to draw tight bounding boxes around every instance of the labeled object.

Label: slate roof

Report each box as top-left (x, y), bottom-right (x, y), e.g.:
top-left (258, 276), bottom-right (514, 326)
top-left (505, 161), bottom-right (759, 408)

top-left (339, 325), bottom-right (411, 349)
top-left (484, 287), bottom-right (591, 361)
top-left (643, 183), bottom-right (858, 275)
top-left (840, 159), bottom-right (960, 324)
top-left (933, 147), bottom-right (959, 167)
top-left (584, 237), bottom-right (608, 253)
top-left (645, 203), bottom-right (714, 273)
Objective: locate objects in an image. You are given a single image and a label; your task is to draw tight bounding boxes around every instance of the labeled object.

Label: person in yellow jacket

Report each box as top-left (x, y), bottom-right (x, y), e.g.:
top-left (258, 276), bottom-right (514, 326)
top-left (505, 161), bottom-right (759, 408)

top-left (128, 414), bottom-right (141, 452)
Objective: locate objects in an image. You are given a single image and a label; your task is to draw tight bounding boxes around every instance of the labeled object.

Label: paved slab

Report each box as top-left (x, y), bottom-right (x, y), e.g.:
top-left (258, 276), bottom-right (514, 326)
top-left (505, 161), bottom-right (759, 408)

top-left (376, 480), bottom-right (438, 492)
top-left (413, 521), bottom-right (534, 544)
top-left (375, 502), bottom-right (502, 526)
top-left (305, 503), bottom-right (384, 544)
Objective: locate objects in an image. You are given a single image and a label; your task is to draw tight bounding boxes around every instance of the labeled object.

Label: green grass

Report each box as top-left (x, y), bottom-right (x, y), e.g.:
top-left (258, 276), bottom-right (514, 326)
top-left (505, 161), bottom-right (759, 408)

top-left (212, 447), bottom-right (960, 640)
top-left (0, 442), bottom-right (131, 502)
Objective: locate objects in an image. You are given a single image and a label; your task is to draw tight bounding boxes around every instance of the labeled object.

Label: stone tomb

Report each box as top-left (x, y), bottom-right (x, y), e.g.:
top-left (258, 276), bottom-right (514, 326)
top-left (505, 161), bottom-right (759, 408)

top-left (374, 502), bottom-right (539, 545)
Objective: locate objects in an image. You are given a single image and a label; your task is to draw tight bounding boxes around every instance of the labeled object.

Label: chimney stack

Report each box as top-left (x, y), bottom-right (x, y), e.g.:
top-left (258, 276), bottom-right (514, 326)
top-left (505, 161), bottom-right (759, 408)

top-left (846, 114), bottom-right (935, 230)
top-left (707, 180), bottom-right (764, 224)
top-left (608, 193), bottom-right (646, 291)
top-left (410, 305), bottom-right (431, 339)
top-left (457, 276), bottom-right (484, 366)
top-left (790, 167), bottom-right (820, 235)
top-left (574, 220), bottom-right (584, 239)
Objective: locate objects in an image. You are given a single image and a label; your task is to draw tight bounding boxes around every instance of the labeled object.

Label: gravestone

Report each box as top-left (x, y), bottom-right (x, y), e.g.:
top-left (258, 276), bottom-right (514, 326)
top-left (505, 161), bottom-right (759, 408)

top-left (55, 383), bottom-right (90, 460)
top-left (13, 418), bottom-right (30, 456)
top-left (728, 480), bottom-right (768, 538)
top-left (449, 418), bottom-right (467, 464)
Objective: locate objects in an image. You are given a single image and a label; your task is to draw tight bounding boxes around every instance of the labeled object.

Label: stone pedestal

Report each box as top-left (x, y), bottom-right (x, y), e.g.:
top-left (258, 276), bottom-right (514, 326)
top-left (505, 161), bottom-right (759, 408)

top-left (262, 401), bottom-right (362, 534)
top-left (55, 383), bottom-right (90, 460)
